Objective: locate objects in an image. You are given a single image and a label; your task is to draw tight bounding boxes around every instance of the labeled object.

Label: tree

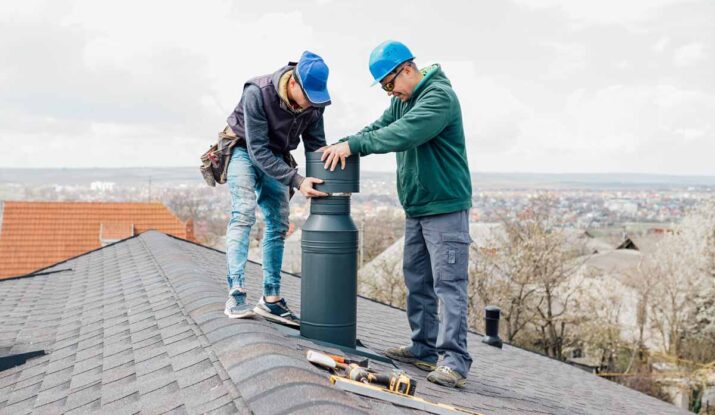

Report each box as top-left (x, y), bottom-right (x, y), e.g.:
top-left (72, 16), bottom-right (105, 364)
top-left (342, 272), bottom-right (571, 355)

top-left (468, 231), bottom-right (538, 343)
top-left (469, 197), bottom-right (588, 359)
top-left (642, 204), bottom-right (714, 358)
top-left (678, 200), bottom-right (715, 362)
top-left (523, 208), bottom-right (588, 360)
top-left (354, 208), bottom-right (406, 307)
top-left (358, 258), bottom-right (407, 309)
top-left (574, 270), bottom-right (625, 371)
top-left (356, 209), bottom-right (405, 267)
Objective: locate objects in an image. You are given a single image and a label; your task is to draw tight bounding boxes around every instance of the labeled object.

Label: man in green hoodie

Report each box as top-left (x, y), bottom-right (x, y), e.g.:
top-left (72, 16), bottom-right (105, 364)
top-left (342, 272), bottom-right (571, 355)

top-left (321, 41), bottom-right (473, 388)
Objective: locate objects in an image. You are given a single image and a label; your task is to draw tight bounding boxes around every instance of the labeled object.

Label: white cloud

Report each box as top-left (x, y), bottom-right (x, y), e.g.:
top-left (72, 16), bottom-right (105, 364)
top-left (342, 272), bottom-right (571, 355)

top-left (673, 42), bottom-right (706, 67)
top-left (512, 0), bottom-right (690, 26)
top-left (538, 41), bottom-right (589, 78)
top-left (652, 36), bottom-right (670, 53)
top-left (482, 83), bottom-right (715, 173)
top-left (0, 0), bottom-right (713, 175)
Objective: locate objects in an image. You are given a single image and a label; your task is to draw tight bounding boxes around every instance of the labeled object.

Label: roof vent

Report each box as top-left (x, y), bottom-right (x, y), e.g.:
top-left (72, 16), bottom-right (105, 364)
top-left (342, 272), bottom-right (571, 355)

top-left (0, 350), bottom-right (46, 372)
top-left (482, 306), bottom-right (503, 349)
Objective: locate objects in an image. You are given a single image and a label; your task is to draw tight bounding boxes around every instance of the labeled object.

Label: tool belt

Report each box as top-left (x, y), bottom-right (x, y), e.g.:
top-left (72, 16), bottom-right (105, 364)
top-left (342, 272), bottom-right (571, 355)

top-left (221, 125), bottom-right (247, 147)
top-left (200, 126), bottom-right (298, 197)
top-left (199, 126), bottom-right (242, 187)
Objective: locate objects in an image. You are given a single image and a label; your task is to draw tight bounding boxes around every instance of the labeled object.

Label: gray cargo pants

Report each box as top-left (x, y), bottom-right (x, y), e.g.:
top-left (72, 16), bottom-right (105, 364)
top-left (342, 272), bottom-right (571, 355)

top-left (403, 209), bottom-right (473, 378)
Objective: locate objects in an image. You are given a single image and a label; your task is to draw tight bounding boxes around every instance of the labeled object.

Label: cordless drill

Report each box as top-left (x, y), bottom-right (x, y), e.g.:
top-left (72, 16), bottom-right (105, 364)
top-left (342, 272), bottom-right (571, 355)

top-left (346, 364), bottom-right (417, 396)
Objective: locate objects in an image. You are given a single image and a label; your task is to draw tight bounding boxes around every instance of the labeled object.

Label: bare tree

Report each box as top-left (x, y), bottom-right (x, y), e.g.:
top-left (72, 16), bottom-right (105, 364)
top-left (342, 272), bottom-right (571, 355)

top-left (575, 270), bottom-right (625, 371)
top-left (469, 197), bottom-right (588, 359)
top-left (160, 186), bottom-right (232, 247)
top-left (164, 187), bottom-right (204, 221)
top-left (523, 209), bottom-right (588, 359)
top-left (469, 233), bottom-right (538, 342)
top-left (358, 254), bottom-right (407, 309)
top-left (357, 209), bottom-right (405, 266)
top-left (643, 211), bottom-right (712, 357)
top-left (354, 209), bottom-right (407, 307)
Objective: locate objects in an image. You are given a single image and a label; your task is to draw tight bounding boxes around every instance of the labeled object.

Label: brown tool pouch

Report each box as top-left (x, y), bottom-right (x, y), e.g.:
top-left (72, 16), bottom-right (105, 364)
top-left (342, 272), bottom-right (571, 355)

top-left (199, 128), bottom-right (245, 187)
top-left (200, 127), bottom-right (298, 198)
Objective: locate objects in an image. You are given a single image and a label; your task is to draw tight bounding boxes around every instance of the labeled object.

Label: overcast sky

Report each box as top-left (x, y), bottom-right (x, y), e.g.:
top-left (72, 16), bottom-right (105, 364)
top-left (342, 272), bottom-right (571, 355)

top-left (0, 0), bottom-right (713, 174)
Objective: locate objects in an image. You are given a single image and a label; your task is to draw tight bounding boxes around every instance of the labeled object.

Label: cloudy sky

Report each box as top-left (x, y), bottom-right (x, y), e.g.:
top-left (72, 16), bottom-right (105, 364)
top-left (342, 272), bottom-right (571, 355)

top-left (0, 0), bottom-right (713, 174)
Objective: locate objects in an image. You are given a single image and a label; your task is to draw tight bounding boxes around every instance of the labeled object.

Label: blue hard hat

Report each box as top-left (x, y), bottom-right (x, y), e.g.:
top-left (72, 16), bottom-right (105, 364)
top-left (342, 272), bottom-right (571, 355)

top-left (369, 40), bottom-right (415, 85)
top-left (295, 51), bottom-right (331, 107)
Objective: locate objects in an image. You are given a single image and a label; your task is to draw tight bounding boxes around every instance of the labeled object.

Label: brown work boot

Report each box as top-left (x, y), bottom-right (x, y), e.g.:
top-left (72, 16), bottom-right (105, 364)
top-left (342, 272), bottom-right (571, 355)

top-left (384, 346), bottom-right (437, 372)
top-left (427, 366), bottom-right (466, 388)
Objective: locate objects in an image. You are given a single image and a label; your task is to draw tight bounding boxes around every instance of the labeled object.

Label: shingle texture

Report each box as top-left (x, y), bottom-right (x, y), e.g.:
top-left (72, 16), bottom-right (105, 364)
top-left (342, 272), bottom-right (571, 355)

top-left (0, 231), bottom-right (688, 415)
top-left (0, 201), bottom-right (192, 279)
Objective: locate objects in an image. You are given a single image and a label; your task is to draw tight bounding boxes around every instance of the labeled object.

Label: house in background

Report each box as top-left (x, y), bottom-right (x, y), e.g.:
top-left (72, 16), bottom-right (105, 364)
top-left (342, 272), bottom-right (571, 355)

top-left (0, 201), bottom-right (193, 279)
top-left (616, 233), bottom-right (665, 254)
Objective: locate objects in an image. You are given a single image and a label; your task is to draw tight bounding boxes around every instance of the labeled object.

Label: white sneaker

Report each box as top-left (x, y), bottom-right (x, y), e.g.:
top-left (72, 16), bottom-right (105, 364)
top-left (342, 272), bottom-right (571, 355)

top-left (225, 291), bottom-right (255, 319)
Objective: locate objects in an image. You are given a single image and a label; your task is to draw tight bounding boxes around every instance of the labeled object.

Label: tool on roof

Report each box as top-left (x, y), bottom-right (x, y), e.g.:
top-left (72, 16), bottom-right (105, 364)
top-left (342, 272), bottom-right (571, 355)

top-left (307, 350), bottom-right (416, 396)
top-left (306, 349), bottom-right (368, 368)
top-left (307, 349), bottom-right (341, 369)
top-left (330, 376), bottom-right (484, 415)
top-left (346, 365), bottom-right (416, 396)
top-left (307, 350), bottom-right (483, 415)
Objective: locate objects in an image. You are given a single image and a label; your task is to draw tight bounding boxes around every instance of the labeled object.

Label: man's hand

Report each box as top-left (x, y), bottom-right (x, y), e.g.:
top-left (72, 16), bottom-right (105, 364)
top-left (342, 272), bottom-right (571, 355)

top-left (300, 177), bottom-right (329, 198)
top-left (320, 142), bottom-right (352, 171)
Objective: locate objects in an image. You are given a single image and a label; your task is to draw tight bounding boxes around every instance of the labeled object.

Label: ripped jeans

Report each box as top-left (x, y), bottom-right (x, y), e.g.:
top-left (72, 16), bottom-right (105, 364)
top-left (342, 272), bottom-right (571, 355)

top-left (225, 146), bottom-right (290, 298)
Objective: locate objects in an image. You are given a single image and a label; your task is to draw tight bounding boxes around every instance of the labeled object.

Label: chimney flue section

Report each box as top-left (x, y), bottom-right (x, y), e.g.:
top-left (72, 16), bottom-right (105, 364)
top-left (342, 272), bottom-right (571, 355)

top-left (300, 152), bottom-right (360, 347)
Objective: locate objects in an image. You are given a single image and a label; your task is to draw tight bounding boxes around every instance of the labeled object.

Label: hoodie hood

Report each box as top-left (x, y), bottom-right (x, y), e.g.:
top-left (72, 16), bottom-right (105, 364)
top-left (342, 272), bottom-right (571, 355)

top-left (411, 64), bottom-right (451, 98)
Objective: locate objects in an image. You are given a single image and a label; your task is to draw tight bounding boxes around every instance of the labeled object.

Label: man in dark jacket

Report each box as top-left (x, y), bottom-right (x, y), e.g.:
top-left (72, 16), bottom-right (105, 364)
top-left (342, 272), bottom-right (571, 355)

top-left (224, 51), bottom-right (330, 327)
top-left (321, 41), bottom-right (473, 388)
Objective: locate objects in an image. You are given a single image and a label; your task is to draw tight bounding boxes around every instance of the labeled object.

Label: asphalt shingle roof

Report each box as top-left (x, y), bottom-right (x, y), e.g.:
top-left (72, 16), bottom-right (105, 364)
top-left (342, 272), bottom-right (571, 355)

top-left (0, 231), bottom-right (688, 415)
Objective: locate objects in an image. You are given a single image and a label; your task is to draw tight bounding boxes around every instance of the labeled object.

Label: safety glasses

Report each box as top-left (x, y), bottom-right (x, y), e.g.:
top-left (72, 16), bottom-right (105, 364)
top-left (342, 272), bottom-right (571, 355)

top-left (381, 65), bottom-right (406, 92)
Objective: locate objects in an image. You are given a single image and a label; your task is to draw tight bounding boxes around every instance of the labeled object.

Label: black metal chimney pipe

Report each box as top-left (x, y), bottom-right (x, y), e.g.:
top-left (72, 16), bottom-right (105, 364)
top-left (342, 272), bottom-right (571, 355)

top-left (300, 152), bottom-right (360, 348)
top-left (482, 305), bottom-right (503, 348)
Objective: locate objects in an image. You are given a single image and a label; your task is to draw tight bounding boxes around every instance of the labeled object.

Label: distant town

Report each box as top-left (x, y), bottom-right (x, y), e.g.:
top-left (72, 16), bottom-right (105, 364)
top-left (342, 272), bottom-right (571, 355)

top-left (3, 167), bottom-right (713, 241)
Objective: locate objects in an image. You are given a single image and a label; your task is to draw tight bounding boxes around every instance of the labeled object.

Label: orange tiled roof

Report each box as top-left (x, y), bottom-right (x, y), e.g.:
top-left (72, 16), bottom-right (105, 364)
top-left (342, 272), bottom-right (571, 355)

top-left (100, 222), bottom-right (135, 241)
top-left (0, 201), bottom-right (192, 279)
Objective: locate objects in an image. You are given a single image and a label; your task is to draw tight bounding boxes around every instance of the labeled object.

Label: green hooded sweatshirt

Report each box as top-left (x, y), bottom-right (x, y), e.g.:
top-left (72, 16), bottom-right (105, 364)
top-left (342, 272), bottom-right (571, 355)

top-left (345, 64), bottom-right (472, 217)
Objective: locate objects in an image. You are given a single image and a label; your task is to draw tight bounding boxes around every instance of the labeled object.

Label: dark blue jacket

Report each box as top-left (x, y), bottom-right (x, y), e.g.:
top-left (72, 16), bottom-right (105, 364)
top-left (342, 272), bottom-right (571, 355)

top-left (227, 63), bottom-right (326, 188)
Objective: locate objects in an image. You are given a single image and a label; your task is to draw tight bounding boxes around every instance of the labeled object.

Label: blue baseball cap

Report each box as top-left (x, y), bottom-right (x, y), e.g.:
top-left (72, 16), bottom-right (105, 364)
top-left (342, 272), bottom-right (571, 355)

top-left (294, 51), bottom-right (331, 107)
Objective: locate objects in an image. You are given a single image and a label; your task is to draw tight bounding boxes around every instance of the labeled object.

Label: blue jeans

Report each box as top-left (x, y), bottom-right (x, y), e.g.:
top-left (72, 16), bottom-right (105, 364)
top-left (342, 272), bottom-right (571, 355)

top-left (226, 146), bottom-right (290, 298)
